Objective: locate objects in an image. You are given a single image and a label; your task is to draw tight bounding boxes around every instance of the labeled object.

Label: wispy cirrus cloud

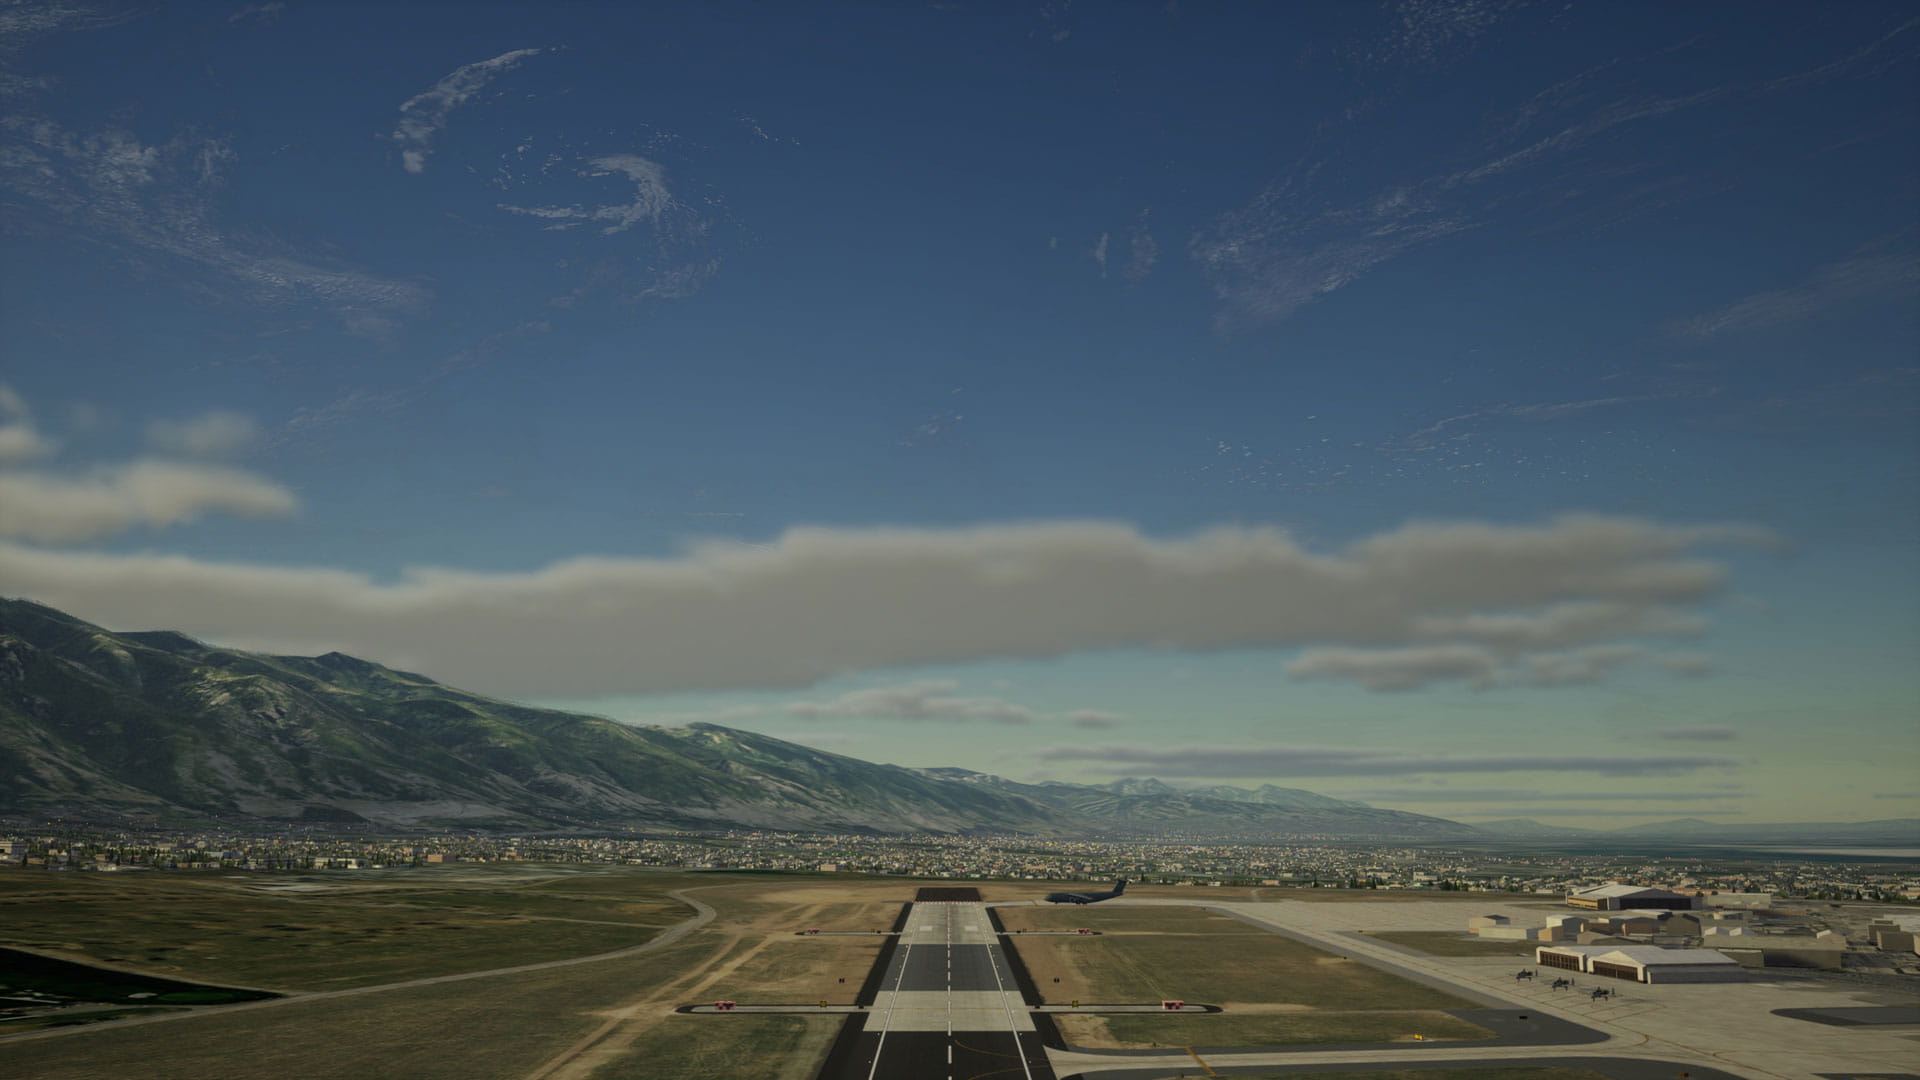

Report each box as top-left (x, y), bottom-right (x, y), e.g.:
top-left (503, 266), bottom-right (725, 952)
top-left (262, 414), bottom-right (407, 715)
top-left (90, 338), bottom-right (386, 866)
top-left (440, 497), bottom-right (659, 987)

top-left (392, 47), bottom-right (547, 175)
top-left (0, 119), bottom-right (427, 319)
top-left (1672, 244), bottom-right (1920, 339)
top-left (1194, 14), bottom-right (1919, 332)
top-left (1034, 743), bottom-right (1736, 779)
top-left (500, 154), bottom-right (687, 236)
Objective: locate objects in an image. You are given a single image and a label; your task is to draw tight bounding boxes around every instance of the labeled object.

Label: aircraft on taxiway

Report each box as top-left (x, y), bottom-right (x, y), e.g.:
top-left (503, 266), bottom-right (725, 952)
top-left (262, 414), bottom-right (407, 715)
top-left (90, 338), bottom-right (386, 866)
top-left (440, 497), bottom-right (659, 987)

top-left (1044, 879), bottom-right (1127, 905)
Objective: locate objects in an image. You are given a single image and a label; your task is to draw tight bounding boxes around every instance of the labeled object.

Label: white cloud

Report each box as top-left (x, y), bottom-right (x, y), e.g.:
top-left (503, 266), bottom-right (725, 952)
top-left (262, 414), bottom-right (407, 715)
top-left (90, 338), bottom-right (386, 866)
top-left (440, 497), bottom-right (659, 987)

top-left (1652, 724), bottom-right (1739, 742)
top-left (1088, 232), bottom-right (1109, 278)
top-left (1034, 743), bottom-right (1736, 779)
top-left (0, 514), bottom-right (1770, 698)
top-left (1413, 601), bottom-right (1702, 654)
top-left (0, 461), bottom-right (297, 543)
top-left (392, 48), bottom-right (545, 174)
top-left (1287, 644), bottom-right (1499, 691)
top-left (1515, 643), bottom-right (1643, 687)
top-left (0, 423), bottom-right (53, 465)
top-left (787, 680), bottom-right (1034, 725)
top-left (1655, 654), bottom-right (1712, 677)
top-left (1287, 641), bottom-right (1656, 691)
top-left (1346, 787), bottom-right (1748, 803)
top-left (760, 730), bottom-right (864, 749)
top-left (1066, 709), bottom-right (1123, 729)
top-left (148, 410), bottom-right (259, 457)
top-left (0, 382), bottom-right (55, 465)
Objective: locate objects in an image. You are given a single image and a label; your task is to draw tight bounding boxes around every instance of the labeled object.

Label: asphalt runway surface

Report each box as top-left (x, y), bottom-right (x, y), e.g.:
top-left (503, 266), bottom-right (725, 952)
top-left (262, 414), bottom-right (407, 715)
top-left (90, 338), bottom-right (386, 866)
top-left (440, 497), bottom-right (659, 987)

top-left (817, 887), bottom-right (1056, 1080)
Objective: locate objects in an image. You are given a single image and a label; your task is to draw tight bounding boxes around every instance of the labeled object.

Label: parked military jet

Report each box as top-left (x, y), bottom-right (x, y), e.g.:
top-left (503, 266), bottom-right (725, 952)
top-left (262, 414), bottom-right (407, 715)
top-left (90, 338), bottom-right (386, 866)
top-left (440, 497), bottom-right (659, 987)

top-left (1044, 879), bottom-right (1127, 905)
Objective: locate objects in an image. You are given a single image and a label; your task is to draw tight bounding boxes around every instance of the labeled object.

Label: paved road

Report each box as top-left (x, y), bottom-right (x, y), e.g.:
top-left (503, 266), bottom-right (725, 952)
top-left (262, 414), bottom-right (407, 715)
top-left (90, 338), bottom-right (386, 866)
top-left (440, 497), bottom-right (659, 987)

top-left (0, 888), bottom-right (719, 1045)
top-left (823, 895), bottom-right (1057, 1080)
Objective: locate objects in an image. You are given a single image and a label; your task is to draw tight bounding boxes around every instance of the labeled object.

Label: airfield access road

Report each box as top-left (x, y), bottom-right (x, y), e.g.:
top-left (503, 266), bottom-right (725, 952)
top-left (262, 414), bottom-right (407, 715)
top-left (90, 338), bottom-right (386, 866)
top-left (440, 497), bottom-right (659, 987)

top-left (0, 888), bottom-right (720, 1046)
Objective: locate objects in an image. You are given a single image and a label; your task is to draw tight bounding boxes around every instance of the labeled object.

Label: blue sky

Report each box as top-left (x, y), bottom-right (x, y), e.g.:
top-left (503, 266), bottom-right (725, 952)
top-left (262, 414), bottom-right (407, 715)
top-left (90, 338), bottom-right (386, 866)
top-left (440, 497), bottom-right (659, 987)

top-left (2, 1), bottom-right (1915, 826)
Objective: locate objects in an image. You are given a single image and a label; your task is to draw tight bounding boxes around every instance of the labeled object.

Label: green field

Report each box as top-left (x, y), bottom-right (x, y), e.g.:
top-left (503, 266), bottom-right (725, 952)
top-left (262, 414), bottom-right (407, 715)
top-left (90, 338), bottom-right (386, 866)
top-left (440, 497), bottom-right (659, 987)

top-left (1368, 931), bottom-right (1545, 957)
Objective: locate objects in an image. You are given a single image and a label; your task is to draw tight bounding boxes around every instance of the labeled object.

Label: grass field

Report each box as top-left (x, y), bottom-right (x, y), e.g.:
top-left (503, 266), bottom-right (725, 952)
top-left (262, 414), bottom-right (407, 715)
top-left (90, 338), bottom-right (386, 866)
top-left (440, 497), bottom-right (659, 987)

top-left (590, 1015), bottom-right (843, 1079)
top-left (0, 865), bottom-right (693, 991)
top-left (0, 870), bottom-right (974, 1080)
top-left (1368, 931), bottom-right (1546, 957)
top-left (1239, 1070), bottom-right (1610, 1080)
top-left (1000, 903), bottom-right (1489, 1050)
top-left (0, 946), bottom-right (275, 1033)
top-left (1060, 1009), bottom-right (1492, 1047)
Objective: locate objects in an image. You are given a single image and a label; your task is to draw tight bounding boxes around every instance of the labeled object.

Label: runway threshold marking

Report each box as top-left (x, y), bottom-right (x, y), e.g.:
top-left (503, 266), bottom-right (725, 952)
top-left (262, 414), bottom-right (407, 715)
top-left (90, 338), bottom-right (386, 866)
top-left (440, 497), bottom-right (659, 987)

top-left (1185, 1046), bottom-right (1217, 1076)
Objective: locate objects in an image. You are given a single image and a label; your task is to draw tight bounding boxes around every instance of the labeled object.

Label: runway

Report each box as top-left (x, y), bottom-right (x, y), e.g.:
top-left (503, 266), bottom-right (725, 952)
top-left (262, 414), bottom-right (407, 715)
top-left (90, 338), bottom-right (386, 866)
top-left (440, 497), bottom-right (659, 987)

top-left (818, 888), bottom-right (1057, 1080)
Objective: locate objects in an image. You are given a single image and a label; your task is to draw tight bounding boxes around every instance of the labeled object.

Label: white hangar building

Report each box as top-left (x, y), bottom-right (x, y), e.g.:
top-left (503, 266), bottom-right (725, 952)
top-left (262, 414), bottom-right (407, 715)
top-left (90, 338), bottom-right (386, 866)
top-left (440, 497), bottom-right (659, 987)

top-left (1536, 944), bottom-right (1744, 983)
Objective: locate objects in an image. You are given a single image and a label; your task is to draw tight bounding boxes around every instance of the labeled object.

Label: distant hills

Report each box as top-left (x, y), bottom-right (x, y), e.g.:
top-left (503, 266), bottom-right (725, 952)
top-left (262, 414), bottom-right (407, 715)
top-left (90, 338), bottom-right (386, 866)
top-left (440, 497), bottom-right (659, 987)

top-left (4, 598), bottom-right (1913, 846)
top-left (0, 599), bottom-right (1469, 838)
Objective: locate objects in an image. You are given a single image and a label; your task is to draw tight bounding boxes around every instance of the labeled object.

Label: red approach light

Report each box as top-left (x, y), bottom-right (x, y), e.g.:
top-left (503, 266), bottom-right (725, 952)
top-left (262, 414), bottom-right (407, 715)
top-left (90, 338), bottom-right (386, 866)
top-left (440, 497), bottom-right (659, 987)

top-left (1162, 1000), bottom-right (1185, 1011)
top-left (714, 1000), bottom-right (736, 1011)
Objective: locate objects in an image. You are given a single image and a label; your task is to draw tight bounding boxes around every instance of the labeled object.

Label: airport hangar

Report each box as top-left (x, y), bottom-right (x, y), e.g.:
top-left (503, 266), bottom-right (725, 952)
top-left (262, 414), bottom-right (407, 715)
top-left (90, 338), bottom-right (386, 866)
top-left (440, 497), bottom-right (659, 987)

top-left (1565, 885), bottom-right (1700, 911)
top-left (1536, 944), bottom-right (1747, 983)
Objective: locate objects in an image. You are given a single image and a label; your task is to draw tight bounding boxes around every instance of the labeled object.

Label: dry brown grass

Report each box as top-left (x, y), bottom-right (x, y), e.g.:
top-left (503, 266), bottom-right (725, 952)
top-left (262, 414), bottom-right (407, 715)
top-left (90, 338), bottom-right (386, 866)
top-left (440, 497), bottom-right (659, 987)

top-left (0, 870), bottom-right (891, 1080)
top-left (1002, 899), bottom-right (1490, 1052)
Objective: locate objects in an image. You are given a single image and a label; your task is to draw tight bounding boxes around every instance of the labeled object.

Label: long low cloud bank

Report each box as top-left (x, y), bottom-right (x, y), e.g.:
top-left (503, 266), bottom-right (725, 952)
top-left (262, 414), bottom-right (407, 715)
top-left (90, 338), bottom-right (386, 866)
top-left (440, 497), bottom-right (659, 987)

top-left (0, 514), bottom-right (1770, 698)
top-left (1034, 743), bottom-right (1738, 779)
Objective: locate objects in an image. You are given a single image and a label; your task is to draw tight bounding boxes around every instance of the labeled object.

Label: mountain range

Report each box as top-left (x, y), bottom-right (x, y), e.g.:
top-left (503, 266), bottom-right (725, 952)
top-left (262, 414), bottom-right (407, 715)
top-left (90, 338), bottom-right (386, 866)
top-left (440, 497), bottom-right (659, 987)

top-left (3, 598), bottom-right (1914, 846)
top-left (0, 598), bottom-right (1467, 838)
